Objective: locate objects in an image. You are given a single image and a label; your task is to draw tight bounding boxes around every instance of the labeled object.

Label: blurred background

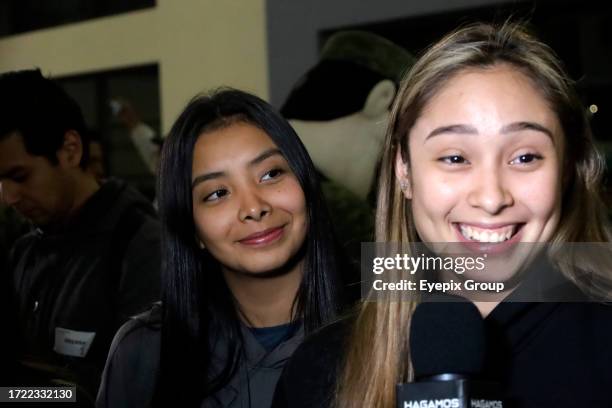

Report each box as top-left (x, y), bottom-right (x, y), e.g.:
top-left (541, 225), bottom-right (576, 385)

top-left (0, 0), bottom-right (609, 198)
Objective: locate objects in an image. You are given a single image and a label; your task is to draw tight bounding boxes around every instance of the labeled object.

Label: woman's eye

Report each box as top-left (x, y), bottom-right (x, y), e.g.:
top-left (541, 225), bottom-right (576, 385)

top-left (510, 153), bottom-right (543, 165)
top-left (204, 189), bottom-right (229, 202)
top-left (438, 155), bottom-right (468, 165)
top-left (261, 168), bottom-right (284, 181)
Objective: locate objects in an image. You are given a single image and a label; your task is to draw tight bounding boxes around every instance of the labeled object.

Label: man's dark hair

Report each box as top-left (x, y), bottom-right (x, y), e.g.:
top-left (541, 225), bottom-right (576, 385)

top-left (0, 69), bottom-right (89, 168)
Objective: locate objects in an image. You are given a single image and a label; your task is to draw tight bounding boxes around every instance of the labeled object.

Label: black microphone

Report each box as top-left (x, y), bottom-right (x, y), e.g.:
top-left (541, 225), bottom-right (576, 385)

top-left (396, 297), bottom-right (504, 408)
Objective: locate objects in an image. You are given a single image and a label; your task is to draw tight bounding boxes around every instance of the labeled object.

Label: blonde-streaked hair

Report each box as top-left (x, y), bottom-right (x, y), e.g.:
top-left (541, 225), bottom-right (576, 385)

top-left (335, 21), bottom-right (612, 408)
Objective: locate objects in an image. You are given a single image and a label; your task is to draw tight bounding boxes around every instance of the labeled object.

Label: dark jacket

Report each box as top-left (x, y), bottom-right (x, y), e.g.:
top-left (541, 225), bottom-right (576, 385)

top-left (0, 205), bottom-right (30, 272)
top-left (96, 303), bottom-right (305, 408)
top-left (273, 291), bottom-right (612, 407)
top-left (8, 179), bottom-right (161, 401)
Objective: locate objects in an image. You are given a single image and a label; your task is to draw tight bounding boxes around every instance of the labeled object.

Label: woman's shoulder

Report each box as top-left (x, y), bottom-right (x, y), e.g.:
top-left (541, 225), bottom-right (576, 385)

top-left (555, 301), bottom-right (612, 326)
top-left (273, 314), bottom-right (354, 408)
top-left (96, 303), bottom-right (162, 408)
top-left (290, 315), bottom-right (353, 366)
top-left (566, 301), bottom-right (612, 338)
top-left (111, 303), bottom-right (162, 355)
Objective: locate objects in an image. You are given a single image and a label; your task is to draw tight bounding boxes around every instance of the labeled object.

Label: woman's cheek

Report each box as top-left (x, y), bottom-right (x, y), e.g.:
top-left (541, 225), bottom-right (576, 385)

top-left (511, 170), bottom-right (560, 216)
top-left (194, 207), bottom-right (228, 245)
top-left (414, 172), bottom-right (464, 212)
top-left (275, 180), bottom-right (307, 215)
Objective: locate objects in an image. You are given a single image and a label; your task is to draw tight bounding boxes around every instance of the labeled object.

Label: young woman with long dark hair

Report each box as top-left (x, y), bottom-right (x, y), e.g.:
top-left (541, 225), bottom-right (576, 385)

top-left (97, 89), bottom-right (344, 407)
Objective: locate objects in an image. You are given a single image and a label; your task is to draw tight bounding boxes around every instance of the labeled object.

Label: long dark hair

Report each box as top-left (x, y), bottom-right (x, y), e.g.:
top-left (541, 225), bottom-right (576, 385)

top-left (155, 88), bottom-right (343, 405)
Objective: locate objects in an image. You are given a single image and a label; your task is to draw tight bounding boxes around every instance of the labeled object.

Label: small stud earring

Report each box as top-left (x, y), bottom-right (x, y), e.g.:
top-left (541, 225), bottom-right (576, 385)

top-left (399, 180), bottom-right (408, 192)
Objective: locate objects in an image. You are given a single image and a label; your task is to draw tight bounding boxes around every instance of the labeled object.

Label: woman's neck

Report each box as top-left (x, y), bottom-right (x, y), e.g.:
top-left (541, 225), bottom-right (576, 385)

top-left (223, 260), bottom-right (304, 328)
top-left (473, 301), bottom-right (500, 318)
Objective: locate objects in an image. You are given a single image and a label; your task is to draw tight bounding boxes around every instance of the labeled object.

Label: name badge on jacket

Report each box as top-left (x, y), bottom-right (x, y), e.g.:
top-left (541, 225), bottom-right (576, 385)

top-left (53, 327), bottom-right (96, 358)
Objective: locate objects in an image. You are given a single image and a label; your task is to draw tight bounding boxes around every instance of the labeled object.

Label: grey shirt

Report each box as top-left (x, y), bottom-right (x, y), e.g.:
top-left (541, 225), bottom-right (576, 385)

top-left (96, 306), bottom-right (304, 408)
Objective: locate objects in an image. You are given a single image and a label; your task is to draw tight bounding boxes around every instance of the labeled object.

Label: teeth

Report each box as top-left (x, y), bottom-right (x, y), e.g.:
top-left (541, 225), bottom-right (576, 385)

top-left (459, 224), bottom-right (515, 243)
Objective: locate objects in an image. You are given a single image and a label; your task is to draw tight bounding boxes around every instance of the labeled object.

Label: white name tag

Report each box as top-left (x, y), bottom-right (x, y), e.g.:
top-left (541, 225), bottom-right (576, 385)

top-left (53, 327), bottom-right (96, 358)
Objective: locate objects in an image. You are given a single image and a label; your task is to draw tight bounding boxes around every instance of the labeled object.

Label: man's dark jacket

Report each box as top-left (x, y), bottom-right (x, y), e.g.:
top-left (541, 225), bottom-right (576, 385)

top-left (8, 179), bottom-right (161, 401)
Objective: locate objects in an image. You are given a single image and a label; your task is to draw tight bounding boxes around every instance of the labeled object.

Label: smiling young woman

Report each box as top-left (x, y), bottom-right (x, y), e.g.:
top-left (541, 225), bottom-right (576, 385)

top-left (96, 89), bottom-right (344, 407)
top-left (272, 22), bottom-right (612, 408)
top-left (191, 122), bottom-right (308, 290)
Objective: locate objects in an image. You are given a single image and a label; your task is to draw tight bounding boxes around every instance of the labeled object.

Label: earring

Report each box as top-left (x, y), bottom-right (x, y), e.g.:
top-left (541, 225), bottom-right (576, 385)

top-left (198, 240), bottom-right (206, 250)
top-left (399, 180), bottom-right (408, 192)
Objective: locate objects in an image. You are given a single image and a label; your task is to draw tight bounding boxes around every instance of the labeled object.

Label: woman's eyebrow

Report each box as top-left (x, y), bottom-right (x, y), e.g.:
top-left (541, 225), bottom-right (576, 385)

top-left (192, 171), bottom-right (224, 190)
top-left (500, 121), bottom-right (553, 139)
top-left (191, 148), bottom-right (282, 190)
top-left (248, 148), bottom-right (282, 167)
top-left (425, 121), bottom-right (553, 142)
top-left (426, 124), bottom-right (478, 140)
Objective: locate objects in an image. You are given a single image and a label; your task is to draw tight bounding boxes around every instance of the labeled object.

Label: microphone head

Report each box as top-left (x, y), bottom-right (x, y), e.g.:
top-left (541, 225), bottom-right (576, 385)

top-left (409, 295), bottom-right (486, 380)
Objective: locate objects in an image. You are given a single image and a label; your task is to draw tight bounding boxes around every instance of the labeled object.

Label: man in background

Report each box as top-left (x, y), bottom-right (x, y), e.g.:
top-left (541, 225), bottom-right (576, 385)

top-left (0, 69), bottom-right (161, 403)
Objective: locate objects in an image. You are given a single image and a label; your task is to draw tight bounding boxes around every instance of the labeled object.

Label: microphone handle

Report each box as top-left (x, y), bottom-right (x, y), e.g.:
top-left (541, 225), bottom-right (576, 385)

top-left (396, 377), bottom-right (505, 408)
top-left (421, 374), bottom-right (469, 382)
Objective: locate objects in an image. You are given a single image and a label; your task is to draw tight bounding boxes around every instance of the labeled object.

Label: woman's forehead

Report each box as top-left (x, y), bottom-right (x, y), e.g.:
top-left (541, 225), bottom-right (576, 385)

top-left (408, 65), bottom-right (563, 147)
top-left (195, 123), bottom-right (276, 156)
top-left (191, 122), bottom-right (285, 179)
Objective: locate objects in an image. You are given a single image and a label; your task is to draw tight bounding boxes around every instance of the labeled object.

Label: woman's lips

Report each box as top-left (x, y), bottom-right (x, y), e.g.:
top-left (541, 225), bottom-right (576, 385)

top-left (458, 223), bottom-right (517, 243)
top-left (238, 226), bottom-right (285, 246)
top-left (453, 222), bottom-right (524, 254)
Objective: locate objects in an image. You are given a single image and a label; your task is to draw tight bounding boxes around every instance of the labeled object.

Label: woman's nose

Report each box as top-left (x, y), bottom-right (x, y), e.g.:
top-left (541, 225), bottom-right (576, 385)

top-left (238, 188), bottom-right (271, 221)
top-left (466, 169), bottom-right (514, 215)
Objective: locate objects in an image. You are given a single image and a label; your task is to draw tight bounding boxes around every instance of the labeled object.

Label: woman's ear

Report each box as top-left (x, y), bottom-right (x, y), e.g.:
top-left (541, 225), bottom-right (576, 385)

top-left (394, 148), bottom-right (412, 199)
top-left (193, 231), bottom-right (206, 249)
top-left (57, 130), bottom-right (84, 169)
top-left (198, 239), bottom-right (206, 250)
top-left (362, 79), bottom-right (396, 118)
